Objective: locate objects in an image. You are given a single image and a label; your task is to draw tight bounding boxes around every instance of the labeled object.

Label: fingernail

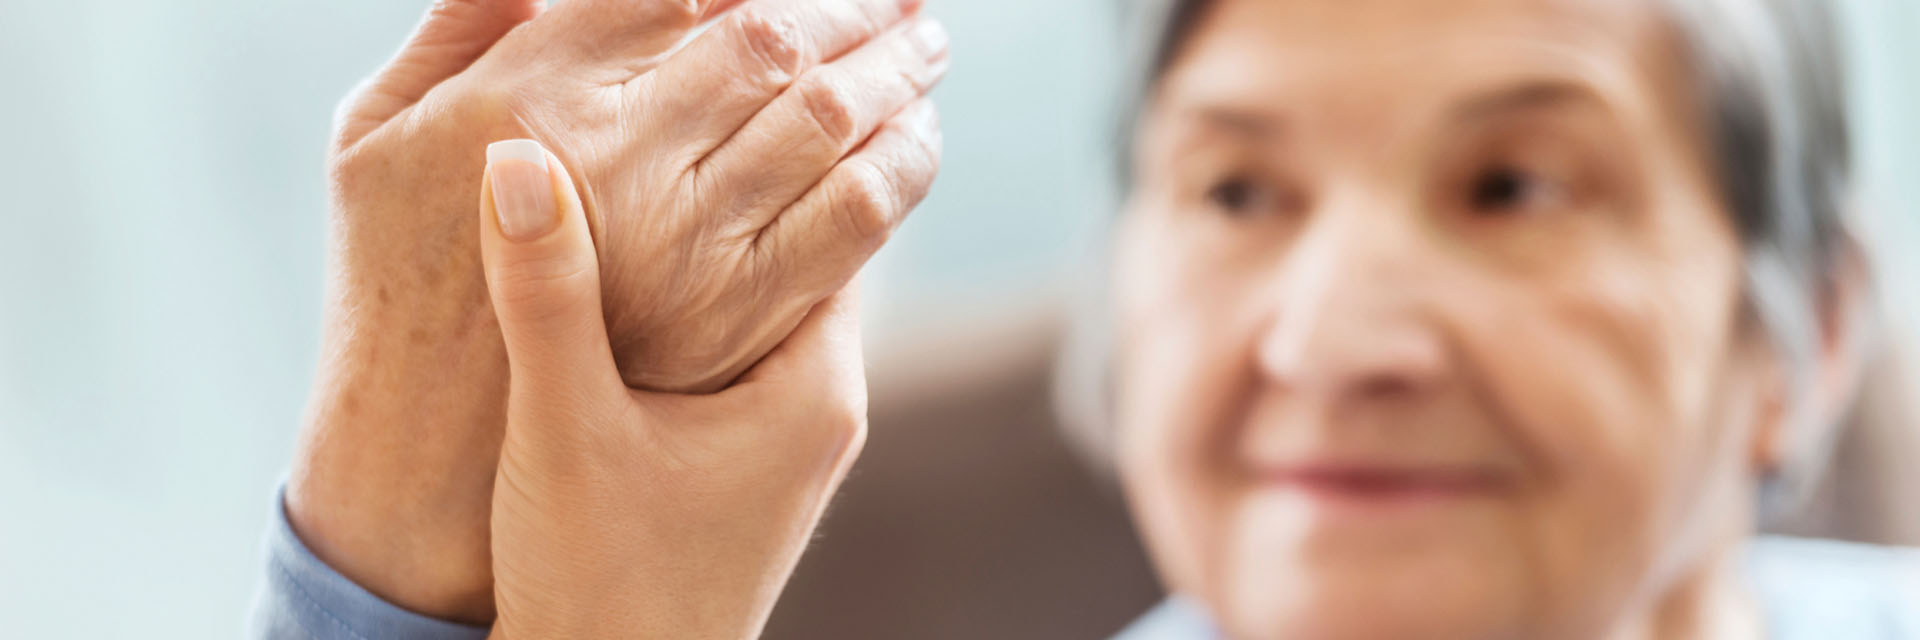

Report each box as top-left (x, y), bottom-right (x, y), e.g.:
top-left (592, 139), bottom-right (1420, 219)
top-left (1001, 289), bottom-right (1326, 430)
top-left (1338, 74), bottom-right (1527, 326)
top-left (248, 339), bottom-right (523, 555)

top-left (909, 100), bottom-right (940, 140)
top-left (487, 140), bottom-right (559, 241)
top-left (908, 18), bottom-right (949, 60)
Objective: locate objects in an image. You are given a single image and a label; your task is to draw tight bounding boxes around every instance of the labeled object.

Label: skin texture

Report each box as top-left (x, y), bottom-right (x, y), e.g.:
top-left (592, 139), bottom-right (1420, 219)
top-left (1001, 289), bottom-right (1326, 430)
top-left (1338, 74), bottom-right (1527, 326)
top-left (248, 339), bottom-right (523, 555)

top-left (1110, 0), bottom-right (1850, 638)
top-left (476, 142), bottom-right (867, 638)
top-left (288, 0), bottom-right (945, 622)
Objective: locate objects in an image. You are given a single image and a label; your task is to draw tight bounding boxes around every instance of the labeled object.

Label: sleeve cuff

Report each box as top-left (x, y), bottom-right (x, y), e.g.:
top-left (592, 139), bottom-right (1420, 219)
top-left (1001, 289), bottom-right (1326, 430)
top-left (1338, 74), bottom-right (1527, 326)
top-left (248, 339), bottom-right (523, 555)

top-left (246, 479), bottom-right (492, 640)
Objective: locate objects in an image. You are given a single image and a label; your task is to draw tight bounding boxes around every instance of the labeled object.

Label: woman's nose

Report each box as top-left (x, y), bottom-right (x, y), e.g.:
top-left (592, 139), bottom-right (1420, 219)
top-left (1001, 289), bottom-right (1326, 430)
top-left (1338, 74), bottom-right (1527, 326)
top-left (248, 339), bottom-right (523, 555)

top-left (1254, 214), bottom-right (1450, 407)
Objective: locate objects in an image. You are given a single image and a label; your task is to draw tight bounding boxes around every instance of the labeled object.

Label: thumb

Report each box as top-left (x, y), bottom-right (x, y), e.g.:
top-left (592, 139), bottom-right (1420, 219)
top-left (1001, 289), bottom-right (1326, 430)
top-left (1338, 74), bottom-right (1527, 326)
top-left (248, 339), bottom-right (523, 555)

top-left (336, 0), bottom-right (545, 149)
top-left (480, 139), bottom-right (621, 398)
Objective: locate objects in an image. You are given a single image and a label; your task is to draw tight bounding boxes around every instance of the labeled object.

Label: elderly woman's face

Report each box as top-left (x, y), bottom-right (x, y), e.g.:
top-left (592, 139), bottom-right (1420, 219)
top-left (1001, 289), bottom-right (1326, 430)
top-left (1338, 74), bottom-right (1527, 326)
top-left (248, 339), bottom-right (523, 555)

top-left (1113, 0), bottom-right (1785, 637)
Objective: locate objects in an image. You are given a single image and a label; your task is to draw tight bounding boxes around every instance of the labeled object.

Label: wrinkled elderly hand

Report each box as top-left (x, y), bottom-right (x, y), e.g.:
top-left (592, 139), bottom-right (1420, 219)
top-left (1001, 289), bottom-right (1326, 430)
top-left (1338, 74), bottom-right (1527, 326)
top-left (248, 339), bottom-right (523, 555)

top-left (339, 0), bottom-right (944, 391)
top-left (288, 0), bottom-right (945, 623)
top-left (479, 140), bottom-right (866, 638)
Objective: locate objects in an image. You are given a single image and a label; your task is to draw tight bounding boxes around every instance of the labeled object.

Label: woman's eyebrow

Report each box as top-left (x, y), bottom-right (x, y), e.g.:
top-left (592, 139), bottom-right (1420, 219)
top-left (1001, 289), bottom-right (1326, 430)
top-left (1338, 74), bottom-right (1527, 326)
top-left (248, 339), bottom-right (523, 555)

top-left (1154, 105), bottom-right (1283, 158)
top-left (1450, 80), bottom-right (1608, 122)
top-left (1182, 105), bottom-right (1282, 140)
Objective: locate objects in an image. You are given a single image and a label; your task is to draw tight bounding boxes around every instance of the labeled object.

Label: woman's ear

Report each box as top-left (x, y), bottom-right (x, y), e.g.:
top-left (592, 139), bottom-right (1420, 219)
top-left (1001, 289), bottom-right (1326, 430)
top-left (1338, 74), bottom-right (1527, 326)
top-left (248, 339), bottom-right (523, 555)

top-left (1812, 242), bottom-right (1872, 436)
top-left (1751, 242), bottom-right (1872, 477)
top-left (1748, 349), bottom-right (1791, 477)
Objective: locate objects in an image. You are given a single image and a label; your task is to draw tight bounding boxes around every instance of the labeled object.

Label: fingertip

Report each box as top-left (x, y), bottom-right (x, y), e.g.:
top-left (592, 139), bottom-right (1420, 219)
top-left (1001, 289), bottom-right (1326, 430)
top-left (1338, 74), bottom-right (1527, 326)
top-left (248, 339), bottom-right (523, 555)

top-left (487, 138), bottom-right (548, 167)
top-left (905, 17), bottom-right (950, 62)
top-left (486, 139), bottom-right (563, 241)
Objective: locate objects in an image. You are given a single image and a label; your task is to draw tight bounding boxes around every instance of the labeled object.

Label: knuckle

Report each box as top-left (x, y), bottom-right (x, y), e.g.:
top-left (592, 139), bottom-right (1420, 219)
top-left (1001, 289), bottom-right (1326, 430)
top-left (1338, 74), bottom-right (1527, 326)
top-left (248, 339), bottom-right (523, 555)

top-left (796, 75), bottom-right (860, 147)
top-left (652, 0), bottom-right (705, 27)
top-left (490, 254), bottom-right (598, 319)
top-left (833, 161), bottom-right (901, 241)
top-left (733, 9), bottom-right (806, 82)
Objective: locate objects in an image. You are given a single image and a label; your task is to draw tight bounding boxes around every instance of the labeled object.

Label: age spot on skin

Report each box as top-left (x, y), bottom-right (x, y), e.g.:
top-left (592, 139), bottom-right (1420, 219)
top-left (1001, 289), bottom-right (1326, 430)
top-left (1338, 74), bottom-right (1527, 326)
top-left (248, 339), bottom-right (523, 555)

top-left (338, 389), bottom-right (361, 420)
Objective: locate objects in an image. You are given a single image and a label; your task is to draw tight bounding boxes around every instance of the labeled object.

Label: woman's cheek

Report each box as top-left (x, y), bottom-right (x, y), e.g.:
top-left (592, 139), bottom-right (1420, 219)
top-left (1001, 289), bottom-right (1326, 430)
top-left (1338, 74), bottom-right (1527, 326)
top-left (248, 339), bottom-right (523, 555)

top-left (1448, 270), bottom-right (1680, 622)
top-left (1114, 220), bottom-right (1274, 602)
top-left (1113, 311), bottom-right (1227, 606)
top-left (1115, 252), bottom-right (1251, 486)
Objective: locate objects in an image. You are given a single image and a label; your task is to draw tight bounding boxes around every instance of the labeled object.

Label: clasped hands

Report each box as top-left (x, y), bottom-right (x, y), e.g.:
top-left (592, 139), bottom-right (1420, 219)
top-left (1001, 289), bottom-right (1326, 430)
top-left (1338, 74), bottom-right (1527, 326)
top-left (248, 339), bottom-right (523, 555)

top-left (286, 0), bottom-right (948, 634)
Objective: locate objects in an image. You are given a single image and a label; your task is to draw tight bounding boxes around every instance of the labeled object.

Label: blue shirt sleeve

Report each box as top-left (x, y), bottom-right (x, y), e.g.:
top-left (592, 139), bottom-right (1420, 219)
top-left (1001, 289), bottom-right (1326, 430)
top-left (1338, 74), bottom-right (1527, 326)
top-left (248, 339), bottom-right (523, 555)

top-left (246, 480), bottom-right (492, 640)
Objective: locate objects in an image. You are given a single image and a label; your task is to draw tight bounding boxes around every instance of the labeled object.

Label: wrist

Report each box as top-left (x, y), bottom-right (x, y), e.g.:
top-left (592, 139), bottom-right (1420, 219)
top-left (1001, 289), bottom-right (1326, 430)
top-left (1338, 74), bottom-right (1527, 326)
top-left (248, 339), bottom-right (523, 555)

top-left (286, 313), bottom-right (511, 624)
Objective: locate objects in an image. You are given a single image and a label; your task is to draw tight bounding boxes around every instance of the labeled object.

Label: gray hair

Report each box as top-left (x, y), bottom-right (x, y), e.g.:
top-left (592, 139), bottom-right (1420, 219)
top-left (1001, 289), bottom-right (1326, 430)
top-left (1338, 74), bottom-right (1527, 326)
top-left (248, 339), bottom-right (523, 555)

top-left (1057, 0), bottom-right (1865, 520)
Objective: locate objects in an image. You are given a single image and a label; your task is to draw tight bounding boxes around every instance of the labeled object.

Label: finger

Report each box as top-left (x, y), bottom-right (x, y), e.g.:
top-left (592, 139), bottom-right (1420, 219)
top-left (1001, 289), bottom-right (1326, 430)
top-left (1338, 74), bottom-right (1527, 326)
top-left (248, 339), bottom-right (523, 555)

top-left (756, 98), bottom-right (941, 296)
top-left (636, 0), bottom-right (925, 155)
top-left (507, 0), bottom-right (740, 79)
top-left (693, 16), bottom-right (948, 226)
top-left (479, 139), bottom-right (622, 398)
top-left (337, 0), bottom-right (545, 150)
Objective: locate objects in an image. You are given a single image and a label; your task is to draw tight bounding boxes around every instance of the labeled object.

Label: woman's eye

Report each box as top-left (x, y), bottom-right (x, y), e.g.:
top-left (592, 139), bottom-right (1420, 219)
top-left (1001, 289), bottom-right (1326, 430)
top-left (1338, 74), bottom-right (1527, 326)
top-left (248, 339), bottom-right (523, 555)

top-left (1204, 176), bottom-right (1276, 217)
top-left (1468, 165), bottom-right (1560, 215)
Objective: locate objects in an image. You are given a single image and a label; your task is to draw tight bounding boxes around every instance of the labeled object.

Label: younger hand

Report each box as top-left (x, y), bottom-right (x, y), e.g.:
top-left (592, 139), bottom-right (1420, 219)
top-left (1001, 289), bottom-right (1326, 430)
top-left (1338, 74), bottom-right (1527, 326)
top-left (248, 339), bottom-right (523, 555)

top-left (478, 139), bottom-right (868, 638)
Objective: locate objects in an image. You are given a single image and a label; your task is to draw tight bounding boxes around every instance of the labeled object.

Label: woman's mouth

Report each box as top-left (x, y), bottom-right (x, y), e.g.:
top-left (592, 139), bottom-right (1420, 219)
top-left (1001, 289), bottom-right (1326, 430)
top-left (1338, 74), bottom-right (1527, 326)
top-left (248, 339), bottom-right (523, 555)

top-left (1256, 463), bottom-right (1508, 509)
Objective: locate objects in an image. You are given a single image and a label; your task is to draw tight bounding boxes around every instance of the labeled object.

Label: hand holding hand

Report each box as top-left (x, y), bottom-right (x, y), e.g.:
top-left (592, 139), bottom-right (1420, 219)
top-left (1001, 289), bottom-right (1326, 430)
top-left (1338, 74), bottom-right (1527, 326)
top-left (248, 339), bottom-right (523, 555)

top-left (291, 0), bottom-right (945, 622)
top-left (477, 139), bottom-right (868, 638)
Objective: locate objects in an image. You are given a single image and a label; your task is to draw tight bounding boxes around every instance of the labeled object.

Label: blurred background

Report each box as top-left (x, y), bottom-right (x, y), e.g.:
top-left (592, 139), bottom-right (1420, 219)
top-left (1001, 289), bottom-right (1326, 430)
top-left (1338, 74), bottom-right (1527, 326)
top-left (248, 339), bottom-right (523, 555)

top-left (0, 0), bottom-right (1913, 637)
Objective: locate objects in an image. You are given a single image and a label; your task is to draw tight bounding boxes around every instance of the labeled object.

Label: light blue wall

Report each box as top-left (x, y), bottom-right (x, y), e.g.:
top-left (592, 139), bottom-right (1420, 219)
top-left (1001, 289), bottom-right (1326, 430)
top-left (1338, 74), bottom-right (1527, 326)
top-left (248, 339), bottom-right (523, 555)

top-left (0, 1), bottom-right (1909, 636)
top-left (1845, 0), bottom-right (1920, 326)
